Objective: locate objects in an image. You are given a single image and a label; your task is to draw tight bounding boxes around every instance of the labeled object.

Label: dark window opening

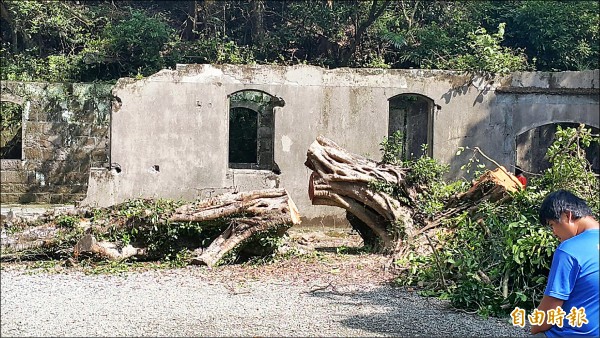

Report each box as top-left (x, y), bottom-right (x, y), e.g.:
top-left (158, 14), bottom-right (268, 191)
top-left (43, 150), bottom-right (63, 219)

top-left (516, 123), bottom-right (599, 174)
top-left (388, 94), bottom-right (434, 161)
top-left (228, 90), bottom-right (284, 171)
top-left (229, 107), bottom-right (258, 164)
top-left (0, 101), bottom-right (23, 159)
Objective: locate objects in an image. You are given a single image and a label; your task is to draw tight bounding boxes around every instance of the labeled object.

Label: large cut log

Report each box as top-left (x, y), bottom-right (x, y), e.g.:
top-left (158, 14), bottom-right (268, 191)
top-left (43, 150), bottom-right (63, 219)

top-left (305, 136), bottom-right (418, 252)
top-left (305, 136), bottom-right (522, 253)
top-left (169, 188), bottom-right (301, 267)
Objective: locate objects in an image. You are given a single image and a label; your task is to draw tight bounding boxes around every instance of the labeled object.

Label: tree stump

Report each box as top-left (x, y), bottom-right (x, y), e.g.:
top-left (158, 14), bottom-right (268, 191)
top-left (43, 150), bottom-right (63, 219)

top-left (305, 135), bottom-right (522, 253)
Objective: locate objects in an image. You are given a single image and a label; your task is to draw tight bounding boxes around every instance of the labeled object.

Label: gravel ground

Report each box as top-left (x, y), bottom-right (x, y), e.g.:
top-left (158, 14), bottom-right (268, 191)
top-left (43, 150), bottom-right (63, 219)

top-left (1, 227), bottom-right (530, 337)
top-left (1, 266), bottom-right (528, 337)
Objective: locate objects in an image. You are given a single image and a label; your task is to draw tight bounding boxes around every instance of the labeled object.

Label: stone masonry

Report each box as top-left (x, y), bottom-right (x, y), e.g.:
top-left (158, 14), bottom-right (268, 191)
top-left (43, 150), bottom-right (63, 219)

top-left (0, 82), bottom-right (112, 204)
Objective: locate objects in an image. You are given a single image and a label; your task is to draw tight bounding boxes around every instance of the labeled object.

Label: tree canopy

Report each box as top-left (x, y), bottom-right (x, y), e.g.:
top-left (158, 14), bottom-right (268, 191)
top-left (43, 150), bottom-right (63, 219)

top-left (1, 0), bottom-right (598, 82)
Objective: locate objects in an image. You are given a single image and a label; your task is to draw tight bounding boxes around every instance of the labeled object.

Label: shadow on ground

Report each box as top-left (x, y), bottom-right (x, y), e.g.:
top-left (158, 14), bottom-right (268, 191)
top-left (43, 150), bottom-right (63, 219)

top-left (307, 285), bottom-right (528, 337)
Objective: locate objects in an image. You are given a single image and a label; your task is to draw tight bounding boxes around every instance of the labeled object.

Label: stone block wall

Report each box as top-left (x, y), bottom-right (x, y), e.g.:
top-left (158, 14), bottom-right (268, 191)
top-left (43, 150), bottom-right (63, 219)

top-left (0, 82), bottom-right (112, 204)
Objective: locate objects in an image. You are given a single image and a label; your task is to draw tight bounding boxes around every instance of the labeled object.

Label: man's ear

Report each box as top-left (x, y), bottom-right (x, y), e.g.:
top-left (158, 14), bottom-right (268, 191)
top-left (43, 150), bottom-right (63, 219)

top-left (565, 210), bottom-right (574, 224)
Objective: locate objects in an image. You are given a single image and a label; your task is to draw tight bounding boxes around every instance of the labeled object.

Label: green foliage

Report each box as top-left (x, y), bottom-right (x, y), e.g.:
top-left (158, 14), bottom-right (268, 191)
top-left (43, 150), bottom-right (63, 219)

top-left (378, 133), bottom-right (462, 218)
top-left (405, 144), bottom-right (449, 186)
top-left (167, 36), bottom-right (256, 66)
top-left (395, 126), bottom-right (599, 317)
top-left (100, 9), bottom-right (173, 77)
top-left (380, 130), bottom-right (404, 165)
top-left (396, 189), bottom-right (559, 317)
top-left (436, 23), bottom-right (531, 73)
top-left (368, 179), bottom-right (404, 202)
top-left (540, 124), bottom-right (600, 212)
top-left (507, 1), bottom-right (599, 71)
top-left (88, 198), bottom-right (289, 265)
top-left (95, 198), bottom-right (215, 262)
top-left (1, 1), bottom-right (598, 82)
top-left (1, 49), bottom-right (81, 82)
top-left (55, 215), bottom-right (79, 229)
top-left (417, 180), bottom-right (469, 218)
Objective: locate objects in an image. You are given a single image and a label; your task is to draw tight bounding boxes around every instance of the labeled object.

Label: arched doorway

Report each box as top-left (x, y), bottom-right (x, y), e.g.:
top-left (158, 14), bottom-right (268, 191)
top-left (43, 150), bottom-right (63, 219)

top-left (516, 123), bottom-right (599, 174)
top-left (388, 93), bottom-right (435, 160)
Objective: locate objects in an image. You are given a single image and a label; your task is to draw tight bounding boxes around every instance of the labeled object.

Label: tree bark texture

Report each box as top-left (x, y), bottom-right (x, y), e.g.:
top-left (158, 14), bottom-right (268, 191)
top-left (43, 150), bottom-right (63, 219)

top-left (1, 225), bottom-right (60, 254)
top-left (305, 136), bottom-right (418, 252)
top-left (305, 136), bottom-right (522, 254)
top-left (170, 188), bottom-right (301, 267)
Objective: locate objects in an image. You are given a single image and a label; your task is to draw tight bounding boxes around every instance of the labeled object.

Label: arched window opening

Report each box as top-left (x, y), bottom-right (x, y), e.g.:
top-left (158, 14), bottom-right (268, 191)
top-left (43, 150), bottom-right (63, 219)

top-left (0, 101), bottom-right (23, 159)
top-left (516, 123), bottom-right (599, 174)
top-left (388, 94), bottom-right (434, 161)
top-left (229, 107), bottom-right (258, 164)
top-left (228, 90), bottom-right (285, 171)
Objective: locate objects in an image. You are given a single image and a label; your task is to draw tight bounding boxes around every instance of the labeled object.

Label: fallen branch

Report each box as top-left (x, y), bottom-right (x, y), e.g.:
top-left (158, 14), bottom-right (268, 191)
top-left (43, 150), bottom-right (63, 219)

top-left (73, 234), bottom-right (147, 261)
top-left (172, 188), bottom-right (301, 267)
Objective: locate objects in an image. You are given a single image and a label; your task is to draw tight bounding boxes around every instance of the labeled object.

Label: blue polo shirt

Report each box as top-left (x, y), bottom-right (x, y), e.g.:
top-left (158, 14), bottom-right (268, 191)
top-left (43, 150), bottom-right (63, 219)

top-left (544, 229), bottom-right (599, 337)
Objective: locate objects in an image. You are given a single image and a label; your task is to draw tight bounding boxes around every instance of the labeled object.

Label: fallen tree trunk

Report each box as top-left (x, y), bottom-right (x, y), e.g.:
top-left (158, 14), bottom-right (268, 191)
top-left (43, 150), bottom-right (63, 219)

top-left (2, 189), bottom-right (300, 266)
top-left (305, 136), bottom-right (418, 252)
top-left (170, 188), bottom-right (301, 267)
top-left (305, 136), bottom-right (522, 254)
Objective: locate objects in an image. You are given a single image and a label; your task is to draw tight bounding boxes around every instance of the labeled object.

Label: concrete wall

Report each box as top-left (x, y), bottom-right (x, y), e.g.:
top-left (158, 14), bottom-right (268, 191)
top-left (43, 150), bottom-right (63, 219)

top-left (492, 71), bottom-right (600, 172)
top-left (81, 65), bottom-right (599, 223)
top-left (0, 82), bottom-right (112, 204)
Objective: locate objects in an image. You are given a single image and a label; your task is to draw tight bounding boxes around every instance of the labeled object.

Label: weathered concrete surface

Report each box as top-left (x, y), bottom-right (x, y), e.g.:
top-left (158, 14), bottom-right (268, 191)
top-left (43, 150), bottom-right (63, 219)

top-left (81, 65), bottom-right (599, 221)
top-left (0, 82), bottom-right (112, 204)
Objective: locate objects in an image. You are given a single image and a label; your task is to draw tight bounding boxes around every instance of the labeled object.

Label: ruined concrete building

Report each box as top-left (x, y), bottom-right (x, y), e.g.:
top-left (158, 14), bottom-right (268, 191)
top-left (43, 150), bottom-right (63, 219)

top-left (1, 65), bottom-right (598, 223)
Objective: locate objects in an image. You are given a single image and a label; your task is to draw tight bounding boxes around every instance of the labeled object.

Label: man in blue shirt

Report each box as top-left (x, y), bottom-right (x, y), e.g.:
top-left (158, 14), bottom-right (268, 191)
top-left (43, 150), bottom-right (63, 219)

top-left (531, 190), bottom-right (599, 337)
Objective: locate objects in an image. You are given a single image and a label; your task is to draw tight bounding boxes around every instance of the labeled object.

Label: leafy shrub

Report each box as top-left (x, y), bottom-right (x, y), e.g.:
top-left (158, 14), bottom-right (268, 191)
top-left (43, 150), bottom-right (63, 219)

top-left (395, 126), bottom-right (599, 317)
top-left (164, 34), bottom-right (256, 67)
top-left (436, 23), bottom-right (532, 73)
top-left (375, 132), bottom-right (465, 218)
top-left (539, 124), bottom-right (599, 212)
top-left (101, 9), bottom-right (173, 77)
top-left (380, 130), bottom-right (404, 165)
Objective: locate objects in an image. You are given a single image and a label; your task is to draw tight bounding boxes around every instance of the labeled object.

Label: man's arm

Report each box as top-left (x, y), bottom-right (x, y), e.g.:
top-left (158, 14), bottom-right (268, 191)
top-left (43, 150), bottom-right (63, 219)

top-left (530, 295), bottom-right (564, 334)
